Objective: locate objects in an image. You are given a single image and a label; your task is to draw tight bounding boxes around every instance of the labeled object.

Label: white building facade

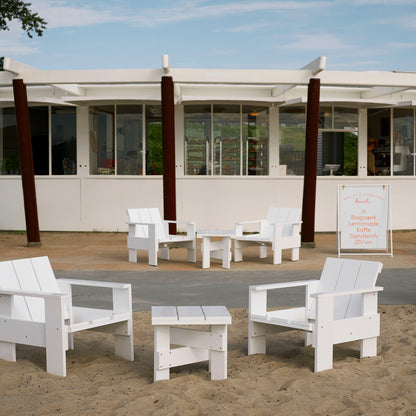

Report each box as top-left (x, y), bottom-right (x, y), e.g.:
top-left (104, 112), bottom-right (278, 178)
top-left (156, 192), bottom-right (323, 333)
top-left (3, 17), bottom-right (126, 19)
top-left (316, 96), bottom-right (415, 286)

top-left (1, 56), bottom-right (416, 232)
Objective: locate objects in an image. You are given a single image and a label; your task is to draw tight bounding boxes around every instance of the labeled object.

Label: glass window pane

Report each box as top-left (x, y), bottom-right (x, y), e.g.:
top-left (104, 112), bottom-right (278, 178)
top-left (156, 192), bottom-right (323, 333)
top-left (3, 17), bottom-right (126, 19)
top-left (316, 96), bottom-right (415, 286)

top-left (145, 105), bottom-right (163, 175)
top-left (184, 105), bottom-right (211, 175)
top-left (242, 106), bottom-right (269, 175)
top-left (89, 106), bottom-right (115, 175)
top-left (117, 105), bottom-right (143, 175)
top-left (367, 108), bottom-right (391, 176)
top-left (52, 106), bottom-right (77, 175)
top-left (279, 107), bottom-right (305, 175)
top-left (0, 107), bottom-right (20, 175)
top-left (393, 108), bottom-right (414, 176)
top-left (317, 131), bottom-right (357, 176)
top-left (319, 106), bottom-right (332, 129)
top-left (334, 107), bottom-right (358, 129)
top-left (29, 106), bottom-right (49, 175)
top-left (213, 105), bottom-right (240, 175)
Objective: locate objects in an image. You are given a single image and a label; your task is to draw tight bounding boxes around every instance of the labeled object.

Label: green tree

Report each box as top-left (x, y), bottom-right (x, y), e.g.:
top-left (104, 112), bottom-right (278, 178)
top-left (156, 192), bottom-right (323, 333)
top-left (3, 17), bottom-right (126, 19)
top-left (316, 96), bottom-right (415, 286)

top-left (0, 0), bottom-right (47, 38)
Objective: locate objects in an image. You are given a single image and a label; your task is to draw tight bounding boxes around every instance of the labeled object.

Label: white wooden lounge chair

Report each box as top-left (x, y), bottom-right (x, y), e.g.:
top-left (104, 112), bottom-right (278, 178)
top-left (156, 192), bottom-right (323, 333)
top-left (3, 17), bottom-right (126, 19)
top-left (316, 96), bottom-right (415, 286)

top-left (234, 207), bottom-right (301, 264)
top-left (248, 257), bottom-right (383, 372)
top-left (127, 208), bottom-right (196, 266)
top-left (0, 256), bottom-right (134, 377)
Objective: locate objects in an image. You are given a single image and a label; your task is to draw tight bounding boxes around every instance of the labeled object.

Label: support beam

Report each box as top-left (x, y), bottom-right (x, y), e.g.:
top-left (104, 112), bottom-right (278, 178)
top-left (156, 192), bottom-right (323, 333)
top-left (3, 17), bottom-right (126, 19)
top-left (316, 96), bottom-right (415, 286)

top-left (12, 79), bottom-right (41, 247)
top-left (301, 78), bottom-right (320, 247)
top-left (161, 76), bottom-right (177, 234)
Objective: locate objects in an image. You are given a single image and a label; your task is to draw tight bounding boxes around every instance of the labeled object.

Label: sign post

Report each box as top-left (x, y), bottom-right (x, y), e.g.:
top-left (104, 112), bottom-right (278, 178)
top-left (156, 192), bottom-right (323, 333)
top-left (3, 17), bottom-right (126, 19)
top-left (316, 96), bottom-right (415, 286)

top-left (337, 184), bottom-right (393, 257)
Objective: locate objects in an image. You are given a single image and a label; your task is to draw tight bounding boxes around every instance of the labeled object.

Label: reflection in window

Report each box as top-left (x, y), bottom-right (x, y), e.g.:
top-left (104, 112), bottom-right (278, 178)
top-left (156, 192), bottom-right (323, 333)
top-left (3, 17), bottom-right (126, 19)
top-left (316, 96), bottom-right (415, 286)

top-left (117, 105), bottom-right (143, 175)
top-left (367, 109), bottom-right (391, 176)
top-left (279, 107), bottom-right (305, 175)
top-left (146, 105), bottom-right (163, 175)
top-left (184, 104), bottom-right (269, 176)
top-left (213, 105), bottom-right (240, 175)
top-left (29, 106), bottom-right (49, 175)
top-left (242, 106), bottom-right (269, 175)
top-left (393, 108), bottom-right (414, 176)
top-left (317, 132), bottom-right (357, 175)
top-left (89, 106), bottom-right (115, 175)
top-left (52, 107), bottom-right (77, 175)
top-left (0, 108), bottom-right (19, 175)
top-left (184, 105), bottom-right (211, 175)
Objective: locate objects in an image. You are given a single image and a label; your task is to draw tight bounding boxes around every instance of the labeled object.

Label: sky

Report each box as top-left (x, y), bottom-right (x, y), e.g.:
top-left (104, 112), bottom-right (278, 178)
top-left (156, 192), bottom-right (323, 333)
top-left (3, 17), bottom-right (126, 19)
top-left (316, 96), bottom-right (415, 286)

top-left (1, 0), bottom-right (416, 72)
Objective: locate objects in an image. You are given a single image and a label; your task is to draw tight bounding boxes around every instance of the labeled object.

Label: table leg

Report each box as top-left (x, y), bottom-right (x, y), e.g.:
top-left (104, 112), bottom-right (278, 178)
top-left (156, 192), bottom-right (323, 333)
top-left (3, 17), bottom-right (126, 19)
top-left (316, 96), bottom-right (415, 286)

top-left (154, 325), bottom-right (170, 382)
top-left (202, 236), bottom-right (211, 269)
top-left (222, 237), bottom-right (231, 269)
top-left (209, 324), bottom-right (228, 380)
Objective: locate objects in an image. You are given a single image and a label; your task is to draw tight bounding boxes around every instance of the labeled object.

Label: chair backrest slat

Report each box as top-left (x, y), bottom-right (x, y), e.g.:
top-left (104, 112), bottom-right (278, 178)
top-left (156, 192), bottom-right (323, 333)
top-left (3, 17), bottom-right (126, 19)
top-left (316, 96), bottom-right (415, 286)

top-left (310, 258), bottom-right (382, 320)
top-left (0, 257), bottom-right (61, 322)
top-left (127, 208), bottom-right (165, 239)
top-left (262, 207), bottom-right (301, 239)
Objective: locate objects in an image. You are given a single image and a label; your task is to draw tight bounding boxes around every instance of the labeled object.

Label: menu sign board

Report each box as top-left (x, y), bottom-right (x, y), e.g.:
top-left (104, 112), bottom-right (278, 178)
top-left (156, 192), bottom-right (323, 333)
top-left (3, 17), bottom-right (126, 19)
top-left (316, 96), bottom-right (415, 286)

top-left (337, 185), bottom-right (392, 256)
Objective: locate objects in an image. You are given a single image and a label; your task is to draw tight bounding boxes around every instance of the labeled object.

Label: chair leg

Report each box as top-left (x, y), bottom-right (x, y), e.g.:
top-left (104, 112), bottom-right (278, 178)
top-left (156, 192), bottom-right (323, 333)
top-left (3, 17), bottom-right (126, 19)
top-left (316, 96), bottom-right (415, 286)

top-left (234, 241), bottom-right (243, 262)
top-left (248, 321), bottom-right (267, 355)
top-left (0, 341), bottom-right (16, 362)
top-left (115, 333), bottom-right (134, 361)
top-left (360, 337), bottom-right (377, 358)
top-left (187, 248), bottom-right (196, 263)
top-left (148, 247), bottom-right (158, 266)
top-left (45, 298), bottom-right (67, 377)
top-left (259, 246), bottom-right (267, 259)
top-left (128, 249), bottom-right (137, 263)
top-left (272, 248), bottom-right (282, 264)
top-left (305, 332), bottom-right (312, 346)
top-left (314, 333), bottom-right (333, 372)
top-left (160, 247), bottom-right (169, 261)
top-left (291, 247), bottom-right (300, 261)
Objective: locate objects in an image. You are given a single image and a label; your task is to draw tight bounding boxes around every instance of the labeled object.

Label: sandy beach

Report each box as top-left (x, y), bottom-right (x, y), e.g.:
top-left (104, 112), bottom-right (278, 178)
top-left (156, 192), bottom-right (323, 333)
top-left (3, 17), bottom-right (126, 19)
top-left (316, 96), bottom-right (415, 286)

top-left (0, 306), bottom-right (415, 415)
top-left (0, 231), bottom-right (415, 415)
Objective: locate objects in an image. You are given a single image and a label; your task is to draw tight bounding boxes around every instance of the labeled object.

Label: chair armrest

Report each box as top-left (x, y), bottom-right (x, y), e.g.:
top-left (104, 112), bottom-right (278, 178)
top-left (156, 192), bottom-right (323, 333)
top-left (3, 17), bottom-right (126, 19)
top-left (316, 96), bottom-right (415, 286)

top-left (235, 219), bottom-right (263, 236)
top-left (311, 286), bottom-right (383, 299)
top-left (0, 288), bottom-right (64, 299)
top-left (164, 220), bottom-right (196, 237)
top-left (249, 280), bottom-right (319, 292)
top-left (57, 278), bottom-right (131, 290)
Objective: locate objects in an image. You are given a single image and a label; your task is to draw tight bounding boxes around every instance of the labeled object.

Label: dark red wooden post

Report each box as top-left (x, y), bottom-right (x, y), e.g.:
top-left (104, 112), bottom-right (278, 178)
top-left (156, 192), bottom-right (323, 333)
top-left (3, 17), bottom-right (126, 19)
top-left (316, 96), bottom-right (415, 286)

top-left (161, 76), bottom-right (177, 234)
top-left (13, 79), bottom-right (41, 246)
top-left (301, 78), bottom-right (320, 247)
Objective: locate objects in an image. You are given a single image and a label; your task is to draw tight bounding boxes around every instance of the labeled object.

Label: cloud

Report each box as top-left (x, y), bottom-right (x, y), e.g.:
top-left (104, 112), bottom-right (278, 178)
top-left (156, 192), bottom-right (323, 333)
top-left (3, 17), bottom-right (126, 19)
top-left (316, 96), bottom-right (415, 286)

top-left (0, 22), bottom-right (39, 56)
top-left (127, 1), bottom-right (332, 27)
top-left (282, 34), bottom-right (353, 51)
top-left (31, 0), bottom-right (122, 28)
top-left (219, 22), bottom-right (273, 33)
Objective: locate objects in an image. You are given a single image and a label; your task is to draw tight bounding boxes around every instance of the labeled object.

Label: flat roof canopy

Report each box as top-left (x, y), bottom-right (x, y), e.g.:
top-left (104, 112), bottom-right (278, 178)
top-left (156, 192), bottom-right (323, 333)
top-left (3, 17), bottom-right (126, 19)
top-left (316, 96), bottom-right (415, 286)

top-left (1, 56), bottom-right (416, 107)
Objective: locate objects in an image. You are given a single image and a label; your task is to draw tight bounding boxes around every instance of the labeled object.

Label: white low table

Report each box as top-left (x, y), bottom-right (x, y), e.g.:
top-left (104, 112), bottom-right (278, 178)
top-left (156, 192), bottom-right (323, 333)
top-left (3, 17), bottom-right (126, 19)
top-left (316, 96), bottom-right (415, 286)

top-left (197, 230), bottom-right (235, 269)
top-left (152, 305), bottom-right (232, 381)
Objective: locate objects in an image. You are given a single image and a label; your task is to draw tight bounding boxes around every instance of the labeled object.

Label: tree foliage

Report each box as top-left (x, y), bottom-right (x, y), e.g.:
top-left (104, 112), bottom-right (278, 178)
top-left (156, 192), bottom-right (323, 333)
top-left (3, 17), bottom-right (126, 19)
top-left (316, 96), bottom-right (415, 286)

top-left (0, 0), bottom-right (47, 38)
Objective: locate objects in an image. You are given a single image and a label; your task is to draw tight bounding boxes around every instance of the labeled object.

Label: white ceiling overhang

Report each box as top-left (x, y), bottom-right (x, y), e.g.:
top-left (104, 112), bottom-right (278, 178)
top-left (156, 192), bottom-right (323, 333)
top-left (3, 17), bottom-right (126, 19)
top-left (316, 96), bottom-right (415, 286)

top-left (281, 97), bottom-right (398, 107)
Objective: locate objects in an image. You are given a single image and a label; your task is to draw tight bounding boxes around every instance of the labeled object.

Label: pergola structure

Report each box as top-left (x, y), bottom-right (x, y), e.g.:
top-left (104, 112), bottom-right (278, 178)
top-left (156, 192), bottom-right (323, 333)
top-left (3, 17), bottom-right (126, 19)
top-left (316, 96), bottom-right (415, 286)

top-left (1, 56), bottom-right (416, 233)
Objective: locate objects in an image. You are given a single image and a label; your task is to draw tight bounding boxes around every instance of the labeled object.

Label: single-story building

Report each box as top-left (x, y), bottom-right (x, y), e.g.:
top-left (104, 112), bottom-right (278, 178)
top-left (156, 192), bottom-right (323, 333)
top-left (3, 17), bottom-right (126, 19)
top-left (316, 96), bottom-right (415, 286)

top-left (1, 56), bottom-right (415, 232)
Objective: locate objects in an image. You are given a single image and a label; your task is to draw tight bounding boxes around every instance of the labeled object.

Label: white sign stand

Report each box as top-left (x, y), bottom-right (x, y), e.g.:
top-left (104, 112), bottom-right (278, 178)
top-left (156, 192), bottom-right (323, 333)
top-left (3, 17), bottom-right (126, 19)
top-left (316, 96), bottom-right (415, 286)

top-left (337, 184), bottom-right (393, 257)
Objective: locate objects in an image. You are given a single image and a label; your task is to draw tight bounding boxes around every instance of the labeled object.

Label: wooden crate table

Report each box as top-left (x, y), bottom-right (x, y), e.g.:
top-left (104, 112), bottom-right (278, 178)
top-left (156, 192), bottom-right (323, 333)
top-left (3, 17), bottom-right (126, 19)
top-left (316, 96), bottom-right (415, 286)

top-left (197, 230), bottom-right (235, 269)
top-left (152, 305), bottom-right (232, 381)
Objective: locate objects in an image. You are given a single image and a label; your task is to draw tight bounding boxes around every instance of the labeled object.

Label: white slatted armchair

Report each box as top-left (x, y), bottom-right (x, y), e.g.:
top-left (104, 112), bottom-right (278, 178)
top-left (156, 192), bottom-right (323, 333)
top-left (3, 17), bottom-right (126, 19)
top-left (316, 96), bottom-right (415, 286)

top-left (0, 256), bottom-right (134, 377)
top-left (127, 208), bottom-right (196, 266)
top-left (234, 207), bottom-right (301, 265)
top-left (248, 257), bottom-right (383, 372)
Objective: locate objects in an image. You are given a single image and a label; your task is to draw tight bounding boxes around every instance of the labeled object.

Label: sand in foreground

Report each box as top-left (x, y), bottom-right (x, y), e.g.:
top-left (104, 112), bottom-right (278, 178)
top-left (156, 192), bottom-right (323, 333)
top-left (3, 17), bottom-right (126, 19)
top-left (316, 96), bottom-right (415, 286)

top-left (1, 305), bottom-right (415, 416)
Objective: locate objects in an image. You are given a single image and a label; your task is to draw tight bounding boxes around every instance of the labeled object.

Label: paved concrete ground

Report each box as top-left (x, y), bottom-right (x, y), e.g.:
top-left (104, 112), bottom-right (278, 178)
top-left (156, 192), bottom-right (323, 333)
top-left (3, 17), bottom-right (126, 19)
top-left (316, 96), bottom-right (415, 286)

top-left (1, 230), bottom-right (415, 310)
